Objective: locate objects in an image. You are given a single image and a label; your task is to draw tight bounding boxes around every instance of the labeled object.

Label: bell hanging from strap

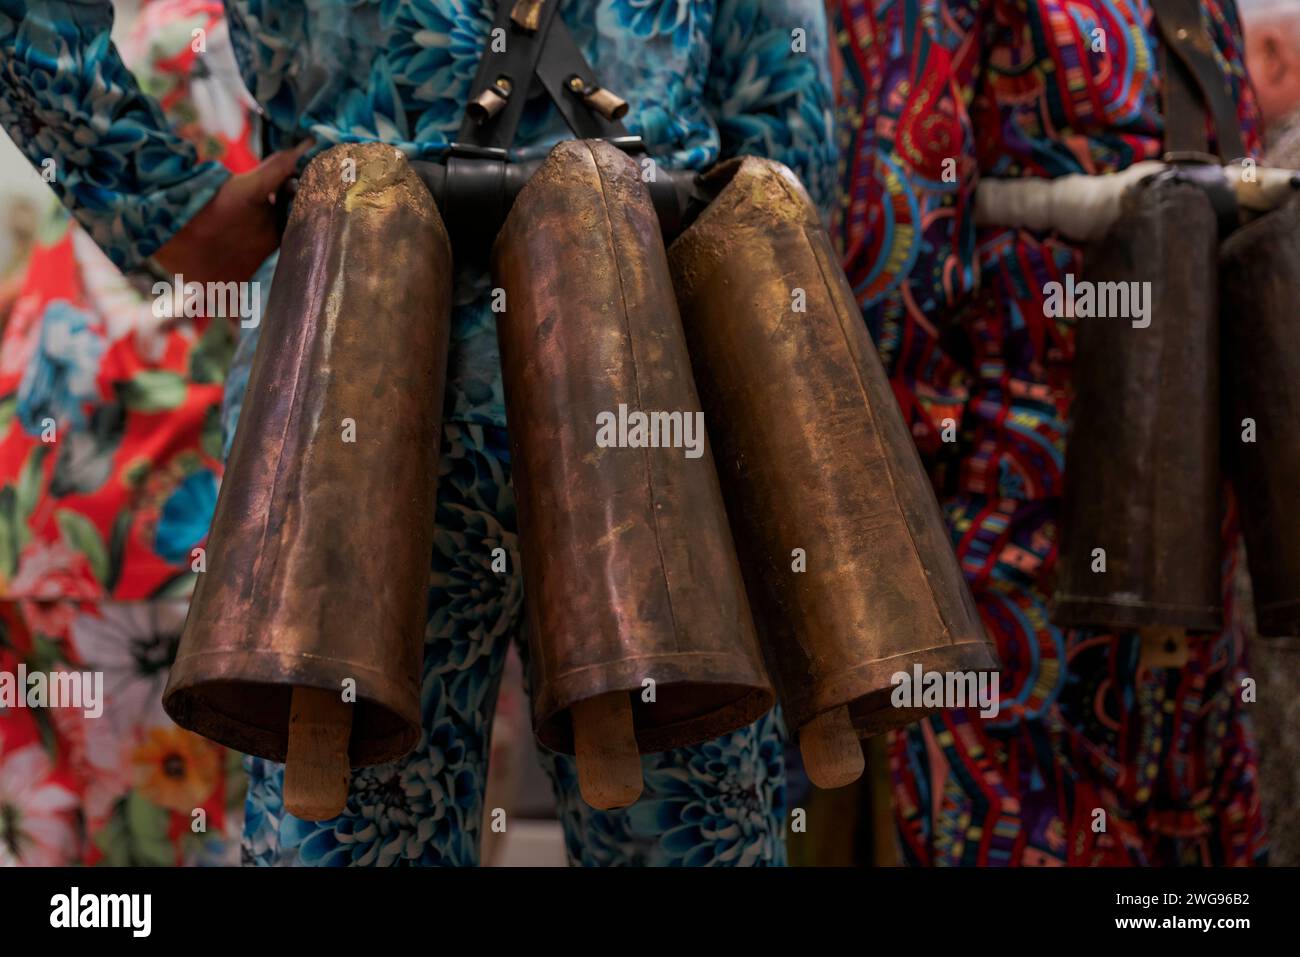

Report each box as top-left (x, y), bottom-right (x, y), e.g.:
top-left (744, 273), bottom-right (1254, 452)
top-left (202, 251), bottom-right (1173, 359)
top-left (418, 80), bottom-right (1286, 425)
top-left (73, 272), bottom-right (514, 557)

top-left (1052, 173), bottom-right (1224, 635)
top-left (667, 157), bottom-right (998, 789)
top-left (492, 139), bottom-right (775, 809)
top-left (164, 143), bottom-right (454, 819)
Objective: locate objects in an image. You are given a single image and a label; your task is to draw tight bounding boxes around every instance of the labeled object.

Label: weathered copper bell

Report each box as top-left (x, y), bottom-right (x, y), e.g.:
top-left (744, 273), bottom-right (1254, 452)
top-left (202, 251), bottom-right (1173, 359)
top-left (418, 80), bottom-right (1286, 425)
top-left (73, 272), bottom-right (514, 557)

top-left (1220, 195), bottom-right (1300, 637)
top-left (667, 157), bottom-right (997, 789)
top-left (492, 140), bottom-right (774, 809)
top-left (1054, 174), bottom-right (1222, 633)
top-left (164, 143), bottom-right (453, 818)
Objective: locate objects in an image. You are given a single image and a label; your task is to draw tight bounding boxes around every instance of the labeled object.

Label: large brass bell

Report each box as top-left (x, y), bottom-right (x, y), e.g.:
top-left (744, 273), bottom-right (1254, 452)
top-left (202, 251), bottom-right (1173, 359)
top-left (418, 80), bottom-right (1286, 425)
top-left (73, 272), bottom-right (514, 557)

top-left (668, 157), bottom-right (998, 789)
top-left (492, 140), bottom-right (775, 809)
top-left (164, 143), bottom-right (453, 819)
top-left (1054, 174), bottom-right (1223, 636)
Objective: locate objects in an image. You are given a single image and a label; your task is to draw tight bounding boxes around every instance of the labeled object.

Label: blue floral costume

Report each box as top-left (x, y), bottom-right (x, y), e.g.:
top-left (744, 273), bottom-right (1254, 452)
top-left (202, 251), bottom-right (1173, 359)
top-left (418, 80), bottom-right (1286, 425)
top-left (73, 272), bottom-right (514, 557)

top-left (1, 0), bottom-right (836, 864)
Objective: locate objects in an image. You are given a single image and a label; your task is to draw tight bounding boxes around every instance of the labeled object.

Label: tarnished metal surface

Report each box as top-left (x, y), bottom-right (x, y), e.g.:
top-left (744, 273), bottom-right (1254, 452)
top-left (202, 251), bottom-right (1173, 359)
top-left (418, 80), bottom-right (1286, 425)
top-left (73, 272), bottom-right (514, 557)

top-left (668, 157), bottom-right (997, 738)
top-left (1221, 195), bottom-right (1300, 637)
top-left (1054, 175), bottom-right (1222, 631)
top-left (164, 143), bottom-right (452, 766)
top-left (493, 139), bottom-right (774, 754)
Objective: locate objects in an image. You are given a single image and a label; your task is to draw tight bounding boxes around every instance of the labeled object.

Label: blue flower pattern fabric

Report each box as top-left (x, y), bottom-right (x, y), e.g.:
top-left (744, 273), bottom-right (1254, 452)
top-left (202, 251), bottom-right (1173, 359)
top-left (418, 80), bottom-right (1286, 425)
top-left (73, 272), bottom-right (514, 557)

top-left (540, 708), bottom-right (788, 866)
top-left (0, 0), bottom-right (231, 270)
top-left (16, 299), bottom-right (105, 434)
top-left (2, 0), bottom-right (837, 426)
top-left (154, 469), bottom-right (219, 564)
top-left (1, 0), bottom-right (834, 865)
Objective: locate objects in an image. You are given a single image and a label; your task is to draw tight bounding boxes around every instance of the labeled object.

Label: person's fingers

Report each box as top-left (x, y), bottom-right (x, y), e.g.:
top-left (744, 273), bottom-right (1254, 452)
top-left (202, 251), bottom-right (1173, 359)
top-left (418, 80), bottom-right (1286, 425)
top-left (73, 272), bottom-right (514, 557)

top-left (154, 139), bottom-right (314, 285)
top-left (245, 139), bottom-right (315, 198)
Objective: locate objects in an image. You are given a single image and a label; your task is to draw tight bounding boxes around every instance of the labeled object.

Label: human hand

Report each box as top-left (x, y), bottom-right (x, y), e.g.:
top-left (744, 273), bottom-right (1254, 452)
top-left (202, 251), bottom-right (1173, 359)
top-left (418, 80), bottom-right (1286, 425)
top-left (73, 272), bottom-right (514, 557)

top-left (153, 139), bottom-right (313, 285)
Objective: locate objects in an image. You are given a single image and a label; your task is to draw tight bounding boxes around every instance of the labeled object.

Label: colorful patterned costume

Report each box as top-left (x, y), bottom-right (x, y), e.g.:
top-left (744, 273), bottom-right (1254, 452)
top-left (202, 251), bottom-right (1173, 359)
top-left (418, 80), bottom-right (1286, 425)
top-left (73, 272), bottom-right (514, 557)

top-left (832, 0), bottom-right (1267, 865)
top-left (2, 0), bottom-right (837, 865)
top-left (0, 0), bottom-right (256, 865)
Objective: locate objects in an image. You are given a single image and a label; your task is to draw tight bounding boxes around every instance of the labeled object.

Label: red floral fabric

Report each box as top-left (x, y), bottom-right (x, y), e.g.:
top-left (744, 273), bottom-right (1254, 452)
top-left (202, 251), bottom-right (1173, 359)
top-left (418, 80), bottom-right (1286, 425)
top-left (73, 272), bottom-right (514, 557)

top-left (0, 0), bottom-right (257, 602)
top-left (0, 0), bottom-right (256, 865)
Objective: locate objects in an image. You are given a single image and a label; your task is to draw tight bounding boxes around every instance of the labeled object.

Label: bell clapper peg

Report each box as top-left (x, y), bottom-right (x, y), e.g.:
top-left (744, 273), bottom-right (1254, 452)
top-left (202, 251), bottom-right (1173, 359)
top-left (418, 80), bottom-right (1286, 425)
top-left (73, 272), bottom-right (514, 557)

top-left (573, 691), bottom-right (643, 810)
top-left (284, 686), bottom-right (354, 821)
top-left (800, 705), bottom-right (865, 789)
top-left (1138, 625), bottom-right (1190, 669)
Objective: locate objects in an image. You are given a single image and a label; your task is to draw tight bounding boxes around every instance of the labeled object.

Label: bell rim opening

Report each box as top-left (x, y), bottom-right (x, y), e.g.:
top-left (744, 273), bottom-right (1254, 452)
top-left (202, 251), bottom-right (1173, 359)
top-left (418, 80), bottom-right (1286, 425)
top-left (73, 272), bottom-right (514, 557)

top-left (777, 636), bottom-right (1000, 735)
top-left (163, 677), bottom-right (419, 768)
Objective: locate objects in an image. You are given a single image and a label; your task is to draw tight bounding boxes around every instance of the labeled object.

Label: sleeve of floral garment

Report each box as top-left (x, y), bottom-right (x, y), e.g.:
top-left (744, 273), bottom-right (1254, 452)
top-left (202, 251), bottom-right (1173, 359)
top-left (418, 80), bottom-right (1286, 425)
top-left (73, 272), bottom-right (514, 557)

top-left (0, 0), bottom-right (231, 271)
top-left (705, 0), bottom-right (838, 220)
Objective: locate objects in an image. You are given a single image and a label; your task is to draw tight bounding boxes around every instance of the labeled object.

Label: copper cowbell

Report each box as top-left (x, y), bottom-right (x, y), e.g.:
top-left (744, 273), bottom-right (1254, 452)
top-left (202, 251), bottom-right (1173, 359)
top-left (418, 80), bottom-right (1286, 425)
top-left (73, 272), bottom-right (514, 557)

top-left (492, 140), bottom-right (774, 809)
top-left (164, 143), bottom-right (453, 818)
top-left (667, 157), bottom-right (997, 789)
top-left (1053, 174), bottom-right (1222, 633)
top-left (1221, 195), bottom-right (1300, 637)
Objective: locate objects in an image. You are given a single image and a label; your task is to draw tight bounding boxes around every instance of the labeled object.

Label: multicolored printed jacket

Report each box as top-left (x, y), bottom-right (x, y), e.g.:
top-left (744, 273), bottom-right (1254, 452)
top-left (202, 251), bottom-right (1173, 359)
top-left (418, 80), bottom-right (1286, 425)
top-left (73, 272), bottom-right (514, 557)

top-left (1, 0), bottom-right (838, 426)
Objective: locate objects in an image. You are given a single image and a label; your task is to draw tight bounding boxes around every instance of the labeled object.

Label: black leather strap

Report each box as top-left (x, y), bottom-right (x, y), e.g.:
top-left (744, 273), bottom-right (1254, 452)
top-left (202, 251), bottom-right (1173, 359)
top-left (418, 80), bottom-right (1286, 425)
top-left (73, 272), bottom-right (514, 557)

top-left (434, 0), bottom-right (708, 261)
top-left (1149, 0), bottom-right (1246, 161)
top-left (533, 20), bottom-right (629, 140)
top-left (455, 0), bottom-right (563, 149)
top-left (1159, 41), bottom-right (1209, 156)
top-left (456, 0), bottom-right (631, 149)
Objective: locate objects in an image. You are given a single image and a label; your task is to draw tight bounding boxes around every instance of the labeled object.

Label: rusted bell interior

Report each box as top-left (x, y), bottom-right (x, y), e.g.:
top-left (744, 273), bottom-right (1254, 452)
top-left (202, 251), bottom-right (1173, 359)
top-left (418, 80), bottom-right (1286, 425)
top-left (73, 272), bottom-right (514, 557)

top-left (667, 157), bottom-right (997, 777)
top-left (1053, 175), bottom-right (1222, 632)
top-left (1221, 195), bottom-right (1300, 637)
top-left (163, 143), bottom-right (453, 769)
top-left (492, 139), bottom-right (774, 760)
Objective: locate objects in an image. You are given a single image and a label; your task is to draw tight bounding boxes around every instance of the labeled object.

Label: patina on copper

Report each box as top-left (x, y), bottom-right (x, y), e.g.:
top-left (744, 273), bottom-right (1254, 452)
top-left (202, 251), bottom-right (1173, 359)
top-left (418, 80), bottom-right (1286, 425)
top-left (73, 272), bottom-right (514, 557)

top-left (492, 139), bottom-right (774, 755)
top-left (667, 157), bottom-right (997, 743)
top-left (1221, 195), bottom-right (1300, 637)
top-left (164, 142), bottom-right (452, 766)
top-left (1053, 175), bottom-right (1222, 632)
